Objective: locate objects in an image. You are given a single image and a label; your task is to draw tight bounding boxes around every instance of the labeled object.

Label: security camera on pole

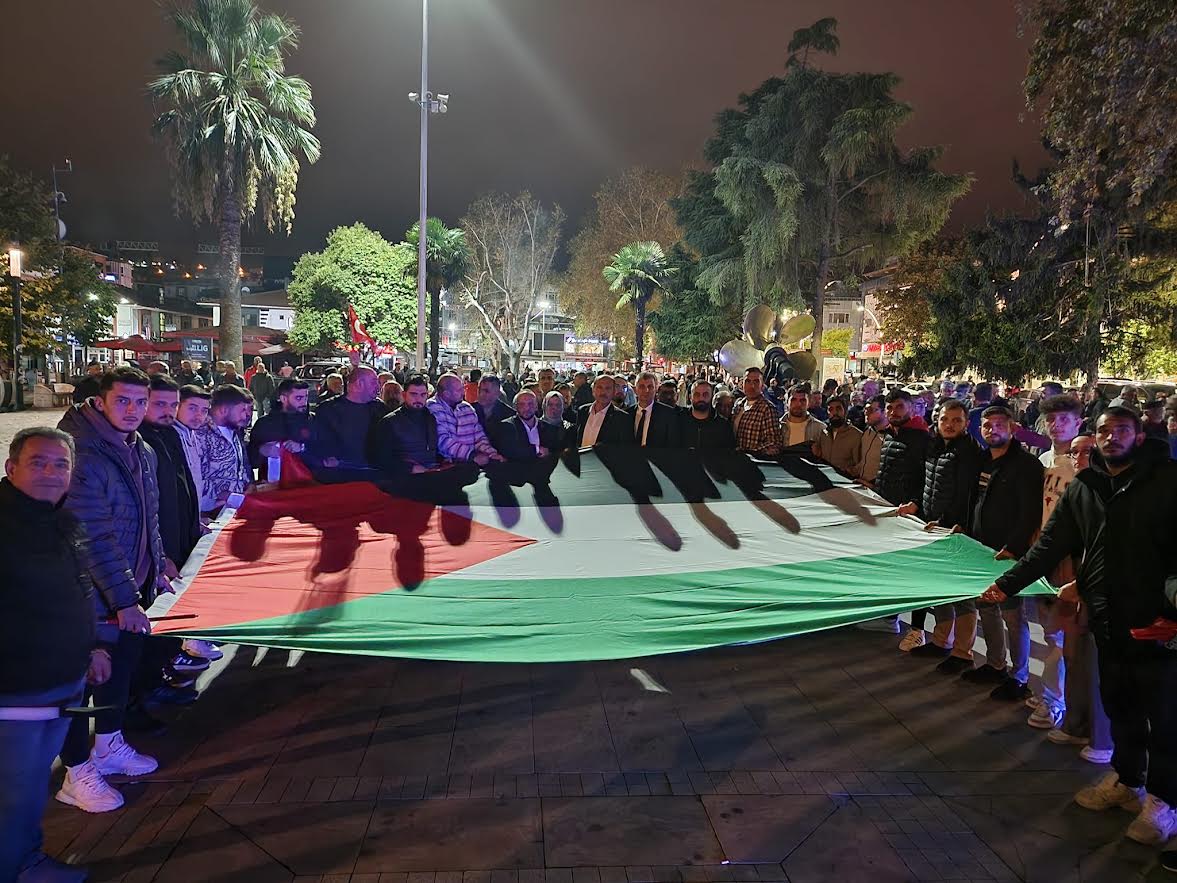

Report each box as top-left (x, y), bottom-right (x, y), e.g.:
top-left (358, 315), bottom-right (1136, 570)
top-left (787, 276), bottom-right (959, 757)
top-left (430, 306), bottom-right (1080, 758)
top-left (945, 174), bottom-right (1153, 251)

top-left (409, 0), bottom-right (449, 374)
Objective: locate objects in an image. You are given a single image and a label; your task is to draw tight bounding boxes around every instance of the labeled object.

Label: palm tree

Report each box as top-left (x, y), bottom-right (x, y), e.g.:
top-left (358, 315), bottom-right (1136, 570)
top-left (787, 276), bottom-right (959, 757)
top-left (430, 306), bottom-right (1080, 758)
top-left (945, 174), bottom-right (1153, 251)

top-left (406, 218), bottom-right (470, 376)
top-left (149, 0), bottom-right (320, 370)
top-left (603, 241), bottom-right (676, 370)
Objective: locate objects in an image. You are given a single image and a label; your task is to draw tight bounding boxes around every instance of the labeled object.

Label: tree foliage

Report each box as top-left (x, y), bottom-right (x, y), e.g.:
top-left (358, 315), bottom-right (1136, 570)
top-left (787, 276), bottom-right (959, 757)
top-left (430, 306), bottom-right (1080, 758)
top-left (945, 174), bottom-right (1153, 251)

top-left (820, 328), bottom-right (852, 360)
top-left (287, 223), bottom-right (416, 355)
top-left (458, 192), bottom-right (564, 374)
top-left (603, 241), bottom-right (677, 370)
top-left (561, 167), bottom-right (686, 359)
top-left (875, 238), bottom-right (967, 352)
top-left (149, 0), bottom-right (320, 368)
top-left (406, 218), bottom-right (470, 375)
top-left (673, 18), bottom-right (971, 371)
top-left (1023, 0), bottom-right (1177, 223)
top-left (648, 246), bottom-right (739, 364)
top-left (0, 159), bottom-right (117, 360)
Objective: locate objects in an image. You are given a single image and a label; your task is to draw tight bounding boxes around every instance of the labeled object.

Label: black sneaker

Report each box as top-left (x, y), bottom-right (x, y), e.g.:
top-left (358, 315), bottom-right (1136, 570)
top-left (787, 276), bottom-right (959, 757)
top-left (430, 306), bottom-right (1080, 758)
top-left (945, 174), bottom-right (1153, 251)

top-left (960, 664), bottom-right (1008, 685)
top-left (146, 684), bottom-right (200, 706)
top-left (990, 678), bottom-right (1031, 702)
top-left (935, 656), bottom-right (973, 675)
top-left (1159, 850), bottom-right (1176, 873)
top-left (909, 642), bottom-right (951, 659)
top-left (168, 652), bottom-right (210, 674)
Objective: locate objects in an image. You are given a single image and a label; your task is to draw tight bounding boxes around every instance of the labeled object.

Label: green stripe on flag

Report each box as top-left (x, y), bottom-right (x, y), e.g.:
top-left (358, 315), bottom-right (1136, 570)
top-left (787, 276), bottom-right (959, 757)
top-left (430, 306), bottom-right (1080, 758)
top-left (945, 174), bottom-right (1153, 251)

top-left (171, 533), bottom-right (1050, 663)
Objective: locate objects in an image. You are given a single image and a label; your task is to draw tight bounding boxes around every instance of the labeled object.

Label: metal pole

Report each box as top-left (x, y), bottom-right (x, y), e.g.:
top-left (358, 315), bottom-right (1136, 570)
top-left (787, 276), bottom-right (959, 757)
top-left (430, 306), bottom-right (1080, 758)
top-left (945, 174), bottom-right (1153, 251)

top-left (415, 0), bottom-right (429, 373)
top-left (11, 276), bottom-right (24, 411)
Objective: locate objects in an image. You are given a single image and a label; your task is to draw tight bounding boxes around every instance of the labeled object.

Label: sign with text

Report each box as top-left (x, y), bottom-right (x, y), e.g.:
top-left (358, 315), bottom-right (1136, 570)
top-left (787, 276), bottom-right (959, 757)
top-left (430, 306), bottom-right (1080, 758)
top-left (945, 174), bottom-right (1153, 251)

top-left (181, 336), bottom-right (212, 362)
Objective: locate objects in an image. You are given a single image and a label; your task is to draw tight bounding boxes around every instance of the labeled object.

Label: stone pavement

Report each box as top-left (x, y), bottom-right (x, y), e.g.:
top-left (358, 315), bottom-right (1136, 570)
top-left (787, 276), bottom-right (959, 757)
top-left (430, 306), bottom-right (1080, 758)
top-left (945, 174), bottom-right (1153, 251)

top-left (0, 405), bottom-right (68, 454)
top-left (40, 628), bottom-right (1173, 882)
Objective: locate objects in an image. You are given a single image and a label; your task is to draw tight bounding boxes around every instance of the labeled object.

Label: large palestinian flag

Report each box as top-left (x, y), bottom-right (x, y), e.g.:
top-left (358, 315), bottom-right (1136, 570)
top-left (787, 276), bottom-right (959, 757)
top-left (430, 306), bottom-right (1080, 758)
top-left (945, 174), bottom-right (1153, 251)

top-left (154, 448), bottom-right (1049, 661)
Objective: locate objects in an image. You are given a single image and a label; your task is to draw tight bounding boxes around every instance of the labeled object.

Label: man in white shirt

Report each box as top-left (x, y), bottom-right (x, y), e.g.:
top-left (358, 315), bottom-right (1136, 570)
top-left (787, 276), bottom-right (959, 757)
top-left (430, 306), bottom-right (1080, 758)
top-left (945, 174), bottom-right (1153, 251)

top-left (576, 375), bottom-right (632, 447)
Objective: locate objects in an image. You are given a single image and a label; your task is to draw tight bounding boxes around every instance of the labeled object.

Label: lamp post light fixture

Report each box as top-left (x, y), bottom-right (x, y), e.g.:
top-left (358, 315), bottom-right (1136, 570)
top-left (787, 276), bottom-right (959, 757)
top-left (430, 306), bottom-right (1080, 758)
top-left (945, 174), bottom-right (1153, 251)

top-left (408, 0), bottom-right (450, 372)
top-left (7, 245), bottom-right (25, 411)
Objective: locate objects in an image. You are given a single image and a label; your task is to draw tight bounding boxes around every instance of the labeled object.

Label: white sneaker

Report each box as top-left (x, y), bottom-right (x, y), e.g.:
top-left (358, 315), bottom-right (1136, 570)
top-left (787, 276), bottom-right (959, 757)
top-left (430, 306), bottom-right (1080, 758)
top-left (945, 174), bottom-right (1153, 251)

top-left (182, 639), bottom-right (223, 661)
top-left (92, 732), bottom-right (158, 777)
top-left (855, 617), bottom-right (901, 634)
top-left (1047, 728), bottom-right (1088, 746)
top-left (1028, 704), bottom-right (1064, 730)
top-left (1080, 746), bottom-right (1113, 765)
top-left (56, 761), bottom-right (125, 813)
top-left (1074, 771), bottom-right (1144, 812)
top-left (1125, 794), bottom-right (1177, 845)
top-left (898, 629), bottom-right (925, 652)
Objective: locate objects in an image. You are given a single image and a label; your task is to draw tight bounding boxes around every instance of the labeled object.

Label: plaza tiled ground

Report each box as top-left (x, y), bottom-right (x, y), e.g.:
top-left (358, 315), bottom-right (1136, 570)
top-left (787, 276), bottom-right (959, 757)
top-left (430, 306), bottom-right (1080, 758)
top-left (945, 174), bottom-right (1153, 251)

top-left (0, 405), bottom-right (66, 453)
top-left (41, 628), bottom-right (1174, 882)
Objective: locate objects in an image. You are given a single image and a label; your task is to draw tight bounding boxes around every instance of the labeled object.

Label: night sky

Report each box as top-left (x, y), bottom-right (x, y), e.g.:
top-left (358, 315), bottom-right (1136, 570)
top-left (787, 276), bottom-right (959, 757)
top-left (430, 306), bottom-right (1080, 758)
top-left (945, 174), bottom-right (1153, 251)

top-left (5, 0), bottom-right (1050, 263)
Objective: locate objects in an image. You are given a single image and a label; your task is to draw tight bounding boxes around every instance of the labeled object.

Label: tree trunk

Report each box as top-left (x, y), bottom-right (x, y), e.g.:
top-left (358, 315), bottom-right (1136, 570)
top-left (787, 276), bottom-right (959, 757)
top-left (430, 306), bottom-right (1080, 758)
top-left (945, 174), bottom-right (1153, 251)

top-left (428, 284), bottom-right (441, 377)
top-left (809, 240), bottom-right (831, 383)
top-left (217, 173), bottom-right (243, 373)
top-left (634, 289), bottom-right (648, 371)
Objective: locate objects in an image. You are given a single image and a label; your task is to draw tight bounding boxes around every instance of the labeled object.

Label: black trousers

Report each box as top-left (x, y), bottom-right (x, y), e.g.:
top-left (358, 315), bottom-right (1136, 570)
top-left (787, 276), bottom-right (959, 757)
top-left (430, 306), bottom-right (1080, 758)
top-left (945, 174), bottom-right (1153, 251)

top-left (1096, 640), bottom-right (1177, 805)
top-left (60, 630), bottom-right (144, 767)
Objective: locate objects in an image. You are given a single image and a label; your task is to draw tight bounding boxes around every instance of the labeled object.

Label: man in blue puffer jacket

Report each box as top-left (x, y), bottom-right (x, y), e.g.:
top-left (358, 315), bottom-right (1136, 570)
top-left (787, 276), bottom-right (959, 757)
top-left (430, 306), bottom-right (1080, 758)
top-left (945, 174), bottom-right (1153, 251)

top-left (55, 366), bottom-right (170, 814)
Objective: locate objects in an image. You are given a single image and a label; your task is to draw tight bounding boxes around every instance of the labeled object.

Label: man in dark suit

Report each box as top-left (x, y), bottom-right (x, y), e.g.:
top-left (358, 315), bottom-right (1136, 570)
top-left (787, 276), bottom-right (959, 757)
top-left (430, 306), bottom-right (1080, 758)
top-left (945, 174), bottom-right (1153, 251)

top-left (473, 373), bottom-right (515, 429)
top-left (629, 371), bottom-right (682, 448)
top-left (490, 391), bottom-right (563, 461)
top-left (576, 374), bottom-right (634, 447)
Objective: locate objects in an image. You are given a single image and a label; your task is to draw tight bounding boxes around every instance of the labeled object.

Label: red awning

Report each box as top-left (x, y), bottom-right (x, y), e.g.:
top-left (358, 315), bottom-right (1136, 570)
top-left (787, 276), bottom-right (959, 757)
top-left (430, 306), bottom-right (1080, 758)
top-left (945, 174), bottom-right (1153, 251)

top-left (93, 335), bottom-right (180, 353)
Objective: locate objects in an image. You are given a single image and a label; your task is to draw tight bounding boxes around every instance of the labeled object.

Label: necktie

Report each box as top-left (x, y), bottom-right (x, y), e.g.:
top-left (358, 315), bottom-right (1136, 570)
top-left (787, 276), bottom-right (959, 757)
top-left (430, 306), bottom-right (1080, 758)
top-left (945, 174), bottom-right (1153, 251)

top-left (635, 408), bottom-right (647, 445)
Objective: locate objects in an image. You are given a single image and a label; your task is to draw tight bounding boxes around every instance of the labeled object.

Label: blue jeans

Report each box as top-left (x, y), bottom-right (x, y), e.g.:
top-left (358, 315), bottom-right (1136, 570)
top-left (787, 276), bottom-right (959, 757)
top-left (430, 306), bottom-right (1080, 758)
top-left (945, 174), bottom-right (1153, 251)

top-left (0, 679), bottom-right (84, 880)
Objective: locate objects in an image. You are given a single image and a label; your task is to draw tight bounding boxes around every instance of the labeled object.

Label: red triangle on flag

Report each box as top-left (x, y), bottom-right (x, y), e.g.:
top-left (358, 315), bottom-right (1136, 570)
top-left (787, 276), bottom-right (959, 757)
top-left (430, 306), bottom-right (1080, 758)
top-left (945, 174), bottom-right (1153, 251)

top-left (160, 482), bottom-right (534, 631)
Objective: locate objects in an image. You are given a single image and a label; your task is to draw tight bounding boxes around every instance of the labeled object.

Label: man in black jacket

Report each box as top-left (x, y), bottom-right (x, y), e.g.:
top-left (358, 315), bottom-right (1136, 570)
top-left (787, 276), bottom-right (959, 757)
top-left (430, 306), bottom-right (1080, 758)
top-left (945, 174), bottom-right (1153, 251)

top-left (983, 408), bottom-right (1177, 847)
top-left (678, 379), bottom-right (735, 449)
top-left (248, 379), bottom-right (314, 475)
top-left (490, 390), bottom-right (562, 461)
top-left (473, 374), bottom-right (515, 430)
top-left (968, 406), bottom-right (1044, 699)
top-left (628, 371), bottom-right (682, 448)
top-left (56, 366), bottom-right (166, 814)
top-left (577, 375), bottom-right (634, 447)
top-left (875, 389), bottom-right (931, 511)
top-left (369, 375), bottom-right (442, 475)
top-left (0, 428), bottom-right (106, 882)
top-left (141, 375), bottom-right (202, 566)
top-left (873, 390), bottom-right (932, 647)
top-left (903, 400), bottom-right (983, 666)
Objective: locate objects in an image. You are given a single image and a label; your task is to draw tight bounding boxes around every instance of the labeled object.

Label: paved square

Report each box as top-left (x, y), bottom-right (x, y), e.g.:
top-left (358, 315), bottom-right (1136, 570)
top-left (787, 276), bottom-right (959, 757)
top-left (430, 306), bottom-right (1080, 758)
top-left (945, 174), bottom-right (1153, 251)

top-left (39, 622), bottom-right (1171, 881)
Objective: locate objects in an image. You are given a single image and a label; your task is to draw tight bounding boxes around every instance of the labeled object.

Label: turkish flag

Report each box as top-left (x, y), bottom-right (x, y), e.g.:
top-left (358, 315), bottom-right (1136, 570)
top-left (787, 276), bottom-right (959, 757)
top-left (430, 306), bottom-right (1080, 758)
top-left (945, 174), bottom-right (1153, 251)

top-left (347, 305), bottom-right (377, 349)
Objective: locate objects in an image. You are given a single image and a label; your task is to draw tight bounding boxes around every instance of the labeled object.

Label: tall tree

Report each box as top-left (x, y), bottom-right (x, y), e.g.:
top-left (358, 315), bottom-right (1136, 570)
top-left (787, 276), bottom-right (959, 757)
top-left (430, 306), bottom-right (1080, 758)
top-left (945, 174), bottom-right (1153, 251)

top-left (1022, 1), bottom-right (1177, 380)
top-left (1, 159), bottom-right (116, 363)
top-left (603, 242), bottom-right (676, 371)
top-left (287, 223), bottom-right (417, 355)
top-left (648, 245), bottom-right (740, 365)
top-left (149, 0), bottom-right (320, 370)
top-left (458, 192), bottom-right (564, 374)
top-left (1023, 0), bottom-right (1176, 225)
top-left (405, 218), bottom-right (470, 376)
top-left (674, 18), bottom-right (970, 374)
top-left (561, 167), bottom-right (686, 359)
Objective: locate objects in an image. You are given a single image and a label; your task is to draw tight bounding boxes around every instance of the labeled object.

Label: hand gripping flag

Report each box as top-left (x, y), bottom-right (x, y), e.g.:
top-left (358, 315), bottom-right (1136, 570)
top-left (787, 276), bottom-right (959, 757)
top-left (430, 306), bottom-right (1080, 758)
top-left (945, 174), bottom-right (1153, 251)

top-left (153, 449), bottom-right (1053, 662)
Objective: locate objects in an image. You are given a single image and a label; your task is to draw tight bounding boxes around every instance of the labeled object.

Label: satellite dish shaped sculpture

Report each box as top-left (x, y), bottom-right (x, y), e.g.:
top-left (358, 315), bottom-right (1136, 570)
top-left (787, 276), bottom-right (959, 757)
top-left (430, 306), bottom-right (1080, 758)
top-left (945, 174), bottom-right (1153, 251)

top-left (718, 305), bottom-right (817, 384)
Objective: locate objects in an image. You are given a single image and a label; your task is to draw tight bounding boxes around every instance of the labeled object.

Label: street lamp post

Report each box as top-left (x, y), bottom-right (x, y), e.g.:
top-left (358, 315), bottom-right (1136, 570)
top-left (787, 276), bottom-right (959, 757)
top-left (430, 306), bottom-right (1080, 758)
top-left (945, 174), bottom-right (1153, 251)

top-left (408, 0), bottom-right (449, 373)
top-left (7, 246), bottom-right (25, 411)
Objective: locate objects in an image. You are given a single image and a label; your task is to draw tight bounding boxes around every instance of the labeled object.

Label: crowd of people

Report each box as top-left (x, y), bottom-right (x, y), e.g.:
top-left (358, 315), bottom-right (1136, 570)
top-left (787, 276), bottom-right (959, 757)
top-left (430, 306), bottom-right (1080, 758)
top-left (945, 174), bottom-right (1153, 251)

top-left (2, 357), bottom-right (1176, 880)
